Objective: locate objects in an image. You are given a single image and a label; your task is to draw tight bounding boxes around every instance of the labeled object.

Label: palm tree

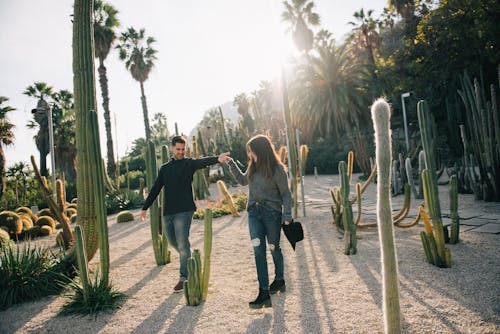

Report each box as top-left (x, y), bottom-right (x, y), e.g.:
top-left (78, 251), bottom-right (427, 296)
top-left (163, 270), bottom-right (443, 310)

top-left (348, 8), bottom-right (381, 78)
top-left (289, 30), bottom-right (370, 141)
top-left (151, 112), bottom-right (170, 147)
top-left (6, 161), bottom-right (29, 204)
top-left (24, 82), bottom-right (53, 177)
top-left (52, 90), bottom-right (77, 182)
top-left (0, 97), bottom-right (16, 199)
top-left (281, 0), bottom-right (320, 53)
top-left (94, 0), bottom-right (119, 178)
top-left (116, 27), bottom-right (157, 142)
top-left (233, 93), bottom-right (254, 134)
top-left (388, 0), bottom-right (415, 24)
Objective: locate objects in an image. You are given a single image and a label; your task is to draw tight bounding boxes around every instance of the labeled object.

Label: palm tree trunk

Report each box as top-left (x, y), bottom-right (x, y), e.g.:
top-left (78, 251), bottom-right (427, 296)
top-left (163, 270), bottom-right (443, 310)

top-left (140, 82), bottom-right (151, 142)
top-left (98, 58), bottom-right (116, 178)
top-left (0, 146), bottom-right (5, 199)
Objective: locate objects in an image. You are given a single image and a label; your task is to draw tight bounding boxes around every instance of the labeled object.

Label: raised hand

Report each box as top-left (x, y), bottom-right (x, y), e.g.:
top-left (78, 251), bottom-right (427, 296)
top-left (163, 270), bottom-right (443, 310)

top-left (218, 152), bottom-right (231, 163)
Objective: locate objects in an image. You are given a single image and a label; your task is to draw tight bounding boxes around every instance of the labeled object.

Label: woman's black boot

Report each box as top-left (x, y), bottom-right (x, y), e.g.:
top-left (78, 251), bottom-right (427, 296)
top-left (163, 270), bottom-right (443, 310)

top-left (249, 289), bottom-right (272, 309)
top-left (269, 279), bottom-right (286, 294)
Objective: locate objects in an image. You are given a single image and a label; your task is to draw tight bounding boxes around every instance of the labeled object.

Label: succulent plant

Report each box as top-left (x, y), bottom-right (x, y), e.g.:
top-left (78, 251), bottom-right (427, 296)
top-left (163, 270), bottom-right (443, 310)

top-left (0, 211), bottom-right (23, 235)
top-left (116, 211), bottom-right (135, 223)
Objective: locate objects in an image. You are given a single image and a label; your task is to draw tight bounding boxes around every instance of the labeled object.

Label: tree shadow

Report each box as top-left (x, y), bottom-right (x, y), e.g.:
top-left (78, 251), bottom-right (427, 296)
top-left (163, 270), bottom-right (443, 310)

top-left (131, 293), bottom-right (184, 334)
top-left (110, 239), bottom-right (152, 269)
top-left (243, 312), bottom-right (272, 334)
top-left (163, 302), bottom-right (205, 334)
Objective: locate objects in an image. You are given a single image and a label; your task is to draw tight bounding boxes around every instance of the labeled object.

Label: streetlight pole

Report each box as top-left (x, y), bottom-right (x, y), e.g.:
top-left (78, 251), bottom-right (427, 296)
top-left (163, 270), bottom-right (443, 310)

top-left (401, 92), bottom-right (411, 154)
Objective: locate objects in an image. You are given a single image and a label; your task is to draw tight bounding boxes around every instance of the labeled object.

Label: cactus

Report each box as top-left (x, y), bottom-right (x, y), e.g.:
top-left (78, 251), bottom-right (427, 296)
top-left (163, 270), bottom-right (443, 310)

top-left (393, 184), bottom-right (411, 225)
top-left (421, 170), bottom-right (451, 268)
top-left (417, 100), bottom-right (449, 243)
top-left (458, 71), bottom-right (500, 201)
top-left (74, 225), bottom-right (90, 302)
top-left (15, 207), bottom-right (32, 215)
top-left (449, 175), bottom-right (460, 244)
top-left (36, 216), bottom-right (56, 231)
top-left (299, 145), bottom-right (308, 174)
top-left (339, 161), bottom-right (356, 255)
top-left (347, 151), bottom-right (354, 182)
top-left (281, 71), bottom-right (299, 218)
top-left (372, 98), bottom-right (401, 334)
top-left (145, 140), bottom-right (170, 265)
top-left (0, 228), bottom-right (10, 246)
top-left (184, 209), bottom-right (213, 306)
top-left (0, 211), bottom-right (22, 235)
top-left (216, 180), bottom-right (239, 217)
top-left (40, 225), bottom-right (53, 236)
top-left (354, 183), bottom-right (362, 225)
top-left (30, 157), bottom-right (74, 249)
top-left (278, 146), bottom-right (287, 164)
top-left (116, 211), bottom-right (135, 223)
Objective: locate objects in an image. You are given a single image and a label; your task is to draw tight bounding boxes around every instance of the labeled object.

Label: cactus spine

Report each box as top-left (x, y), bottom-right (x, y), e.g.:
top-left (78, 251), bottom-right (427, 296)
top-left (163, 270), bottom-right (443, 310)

top-left (184, 209), bottom-right (213, 305)
top-left (449, 175), bottom-right (460, 244)
top-left (145, 141), bottom-right (169, 265)
top-left (371, 98), bottom-right (401, 334)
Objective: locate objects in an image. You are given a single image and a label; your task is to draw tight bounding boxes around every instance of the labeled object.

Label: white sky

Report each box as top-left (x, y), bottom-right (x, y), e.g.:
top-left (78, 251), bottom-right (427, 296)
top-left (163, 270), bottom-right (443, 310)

top-left (0, 0), bottom-right (386, 168)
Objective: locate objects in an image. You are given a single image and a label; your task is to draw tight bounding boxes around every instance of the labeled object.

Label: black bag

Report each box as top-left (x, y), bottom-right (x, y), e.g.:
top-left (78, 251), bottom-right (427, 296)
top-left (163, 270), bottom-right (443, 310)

top-left (282, 220), bottom-right (304, 250)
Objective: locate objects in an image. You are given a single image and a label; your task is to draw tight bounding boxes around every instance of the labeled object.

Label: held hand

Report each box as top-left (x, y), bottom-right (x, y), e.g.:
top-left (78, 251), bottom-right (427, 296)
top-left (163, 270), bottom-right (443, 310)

top-left (283, 220), bottom-right (291, 226)
top-left (140, 210), bottom-right (147, 222)
top-left (218, 152), bottom-right (231, 164)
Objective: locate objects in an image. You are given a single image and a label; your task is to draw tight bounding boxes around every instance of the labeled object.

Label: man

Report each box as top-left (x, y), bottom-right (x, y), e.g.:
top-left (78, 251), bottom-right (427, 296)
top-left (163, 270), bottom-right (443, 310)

top-left (141, 135), bottom-right (231, 292)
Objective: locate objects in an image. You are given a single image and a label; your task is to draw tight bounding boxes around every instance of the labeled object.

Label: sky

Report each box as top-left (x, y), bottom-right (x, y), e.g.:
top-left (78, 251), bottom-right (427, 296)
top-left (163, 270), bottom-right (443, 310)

top-left (0, 0), bottom-right (386, 169)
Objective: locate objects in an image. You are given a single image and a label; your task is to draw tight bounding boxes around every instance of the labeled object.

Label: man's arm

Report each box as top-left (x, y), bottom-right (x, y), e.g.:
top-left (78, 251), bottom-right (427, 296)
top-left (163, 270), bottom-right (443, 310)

top-left (141, 167), bottom-right (165, 221)
top-left (191, 152), bottom-right (231, 170)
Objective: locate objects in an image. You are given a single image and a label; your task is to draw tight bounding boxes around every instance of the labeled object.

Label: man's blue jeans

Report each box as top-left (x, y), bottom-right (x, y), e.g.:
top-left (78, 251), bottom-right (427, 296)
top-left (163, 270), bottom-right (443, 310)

top-left (248, 203), bottom-right (284, 290)
top-left (163, 211), bottom-right (194, 280)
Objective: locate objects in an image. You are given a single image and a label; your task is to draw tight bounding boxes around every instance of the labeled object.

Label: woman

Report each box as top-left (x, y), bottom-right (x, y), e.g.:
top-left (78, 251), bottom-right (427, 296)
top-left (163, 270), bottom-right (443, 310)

top-left (228, 135), bottom-right (292, 309)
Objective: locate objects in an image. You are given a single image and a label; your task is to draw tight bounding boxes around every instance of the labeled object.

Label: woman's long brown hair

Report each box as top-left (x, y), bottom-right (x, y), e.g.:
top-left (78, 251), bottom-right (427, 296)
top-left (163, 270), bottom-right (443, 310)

top-left (246, 135), bottom-right (285, 180)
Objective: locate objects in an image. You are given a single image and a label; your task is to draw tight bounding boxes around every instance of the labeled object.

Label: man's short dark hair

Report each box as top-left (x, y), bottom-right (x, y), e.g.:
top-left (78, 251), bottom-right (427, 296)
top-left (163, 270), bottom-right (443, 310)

top-left (171, 135), bottom-right (186, 146)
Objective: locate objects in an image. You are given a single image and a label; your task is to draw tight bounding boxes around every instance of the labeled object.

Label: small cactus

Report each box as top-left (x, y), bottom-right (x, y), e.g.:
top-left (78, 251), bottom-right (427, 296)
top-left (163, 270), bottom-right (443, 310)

top-left (449, 175), bottom-right (460, 244)
top-left (216, 180), bottom-right (239, 217)
top-left (40, 225), bottom-right (53, 236)
top-left (36, 216), bottom-right (56, 231)
top-left (0, 228), bottom-right (10, 246)
top-left (116, 211), bottom-right (135, 223)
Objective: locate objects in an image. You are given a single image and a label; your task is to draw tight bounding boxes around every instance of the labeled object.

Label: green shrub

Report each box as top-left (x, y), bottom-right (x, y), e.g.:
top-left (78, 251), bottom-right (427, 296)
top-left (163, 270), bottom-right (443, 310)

top-left (116, 211), bottom-right (135, 223)
top-left (0, 243), bottom-right (72, 310)
top-left (0, 211), bottom-right (22, 235)
top-left (60, 272), bottom-right (126, 316)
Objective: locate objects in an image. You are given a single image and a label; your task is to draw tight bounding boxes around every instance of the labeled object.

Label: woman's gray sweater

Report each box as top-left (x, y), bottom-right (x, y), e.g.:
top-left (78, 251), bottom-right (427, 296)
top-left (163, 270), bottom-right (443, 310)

top-left (228, 160), bottom-right (292, 223)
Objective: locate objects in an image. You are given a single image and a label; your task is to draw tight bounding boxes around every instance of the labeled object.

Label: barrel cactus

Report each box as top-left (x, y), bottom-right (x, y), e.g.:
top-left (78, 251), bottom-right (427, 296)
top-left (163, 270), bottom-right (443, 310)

top-left (15, 207), bottom-right (32, 215)
top-left (0, 211), bottom-right (23, 235)
top-left (116, 211), bottom-right (135, 223)
top-left (36, 216), bottom-right (56, 231)
top-left (40, 225), bottom-right (53, 236)
top-left (0, 228), bottom-right (10, 246)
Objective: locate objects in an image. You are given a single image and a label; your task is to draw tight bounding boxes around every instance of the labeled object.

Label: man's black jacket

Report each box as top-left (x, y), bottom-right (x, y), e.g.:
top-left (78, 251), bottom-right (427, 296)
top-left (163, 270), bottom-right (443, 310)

top-left (142, 156), bottom-right (218, 215)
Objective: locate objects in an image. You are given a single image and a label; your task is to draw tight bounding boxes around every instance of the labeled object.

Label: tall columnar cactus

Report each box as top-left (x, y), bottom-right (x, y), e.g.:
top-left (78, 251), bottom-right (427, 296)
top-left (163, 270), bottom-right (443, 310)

top-left (278, 146), bottom-right (288, 164)
top-left (73, 0), bottom-right (104, 262)
top-left (145, 140), bottom-right (170, 265)
top-left (405, 157), bottom-right (419, 199)
top-left (458, 71), bottom-right (500, 201)
top-left (339, 161), bottom-right (356, 255)
top-left (421, 169), bottom-right (451, 268)
top-left (184, 208), bottom-right (213, 306)
top-left (299, 144), bottom-right (309, 175)
top-left (417, 150), bottom-right (426, 199)
top-left (371, 98), bottom-right (401, 334)
top-left (281, 70), bottom-right (298, 218)
top-left (449, 175), bottom-right (460, 244)
top-left (347, 151), bottom-right (354, 182)
top-left (74, 225), bottom-right (90, 302)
